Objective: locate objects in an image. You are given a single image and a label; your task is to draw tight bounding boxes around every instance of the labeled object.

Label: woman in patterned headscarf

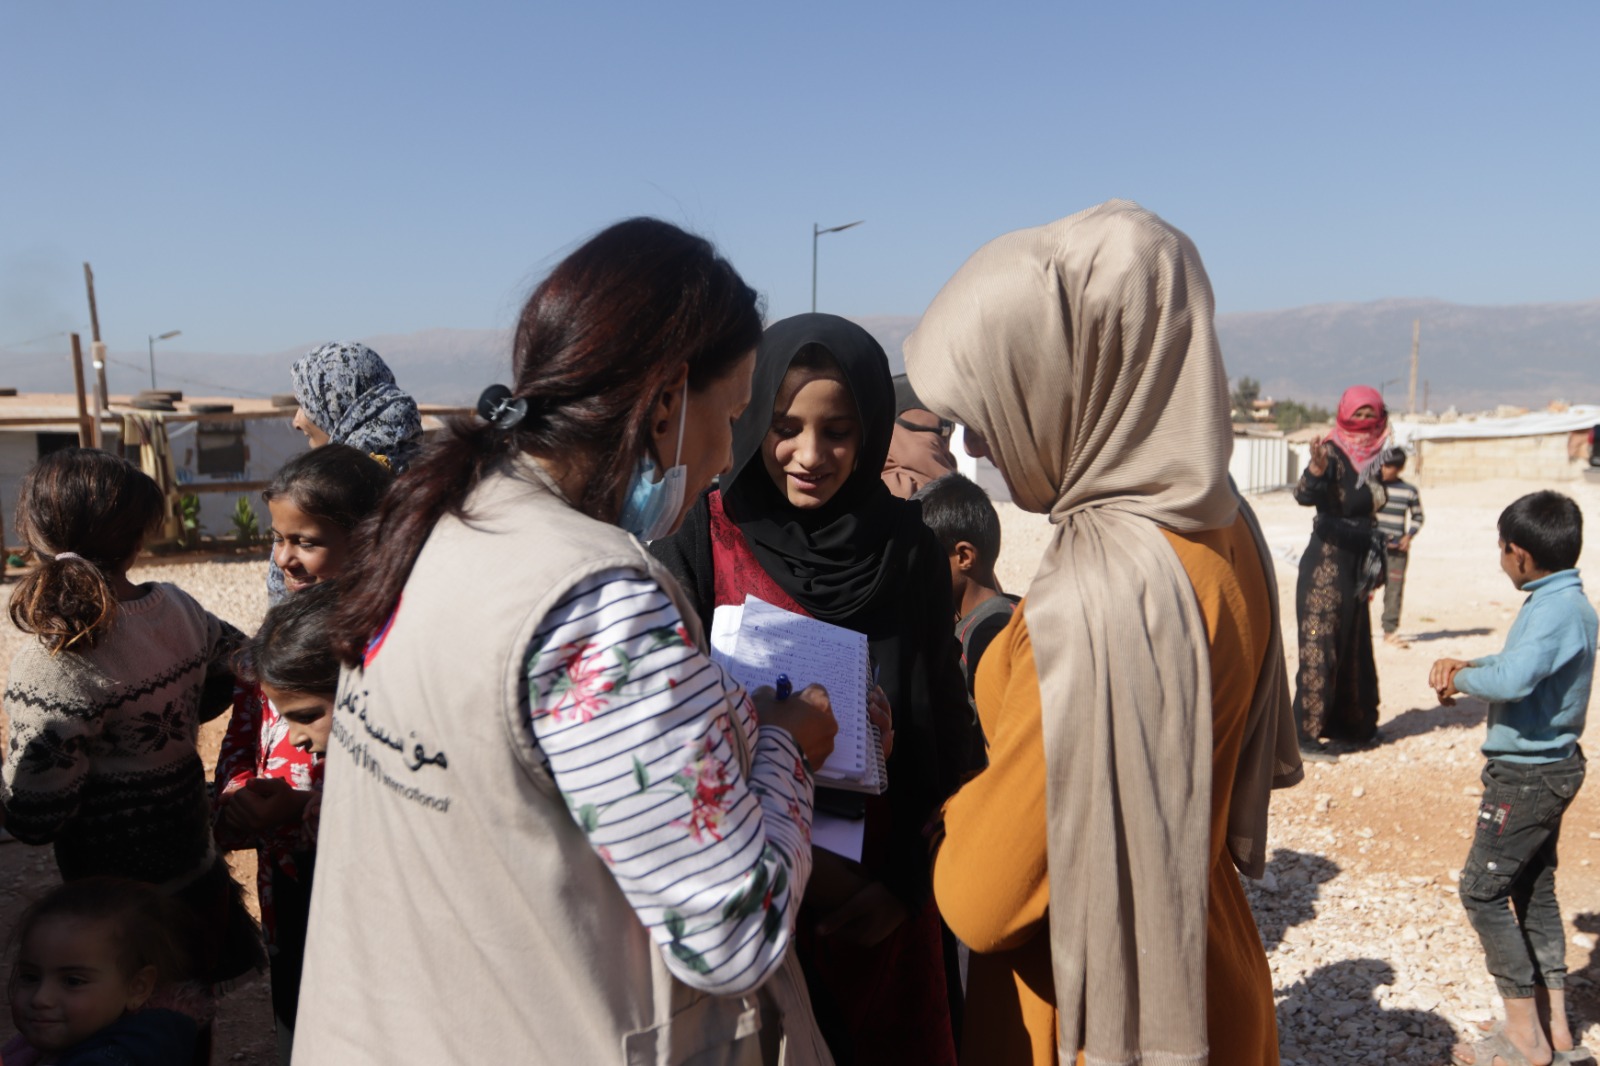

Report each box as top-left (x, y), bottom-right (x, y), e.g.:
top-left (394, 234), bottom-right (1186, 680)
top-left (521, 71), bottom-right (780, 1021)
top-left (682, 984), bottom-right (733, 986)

top-left (289, 342), bottom-right (423, 468)
top-left (268, 343), bottom-right (423, 603)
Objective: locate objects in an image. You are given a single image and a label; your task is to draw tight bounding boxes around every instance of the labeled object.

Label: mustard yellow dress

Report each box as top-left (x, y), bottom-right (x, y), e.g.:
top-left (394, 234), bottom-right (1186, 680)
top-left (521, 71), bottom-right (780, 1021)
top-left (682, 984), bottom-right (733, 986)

top-left (933, 516), bottom-right (1280, 1065)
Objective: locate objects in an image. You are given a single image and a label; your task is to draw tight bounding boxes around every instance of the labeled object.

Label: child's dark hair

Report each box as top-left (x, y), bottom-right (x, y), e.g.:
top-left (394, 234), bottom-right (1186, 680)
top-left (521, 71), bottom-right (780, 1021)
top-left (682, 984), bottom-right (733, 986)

top-left (241, 582), bottom-right (342, 695)
top-left (1499, 491), bottom-right (1583, 572)
top-left (262, 444), bottom-right (391, 531)
top-left (8, 877), bottom-right (203, 988)
top-left (912, 473), bottom-right (1002, 569)
top-left (8, 449), bottom-right (166, 652)
top-left (1382, 447), bottom-right (1407, 470)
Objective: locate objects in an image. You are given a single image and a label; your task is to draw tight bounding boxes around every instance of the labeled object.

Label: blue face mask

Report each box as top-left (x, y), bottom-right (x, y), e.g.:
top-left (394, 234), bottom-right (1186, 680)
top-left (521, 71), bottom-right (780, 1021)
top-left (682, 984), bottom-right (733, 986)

top-left (618, 399), bottom-right (688, 542)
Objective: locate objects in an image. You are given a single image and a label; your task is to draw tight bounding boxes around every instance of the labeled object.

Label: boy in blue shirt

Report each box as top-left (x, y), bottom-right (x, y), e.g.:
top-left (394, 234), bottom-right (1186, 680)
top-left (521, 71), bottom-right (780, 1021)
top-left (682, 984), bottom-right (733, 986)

top-left (1431, 490), bottom-right (1596, 1066)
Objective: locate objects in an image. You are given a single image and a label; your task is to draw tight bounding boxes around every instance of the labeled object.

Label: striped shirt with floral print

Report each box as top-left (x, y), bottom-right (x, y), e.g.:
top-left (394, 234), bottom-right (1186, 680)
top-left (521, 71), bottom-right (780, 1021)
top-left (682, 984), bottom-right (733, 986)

top-left (525, 569), bottom-right (815, 995)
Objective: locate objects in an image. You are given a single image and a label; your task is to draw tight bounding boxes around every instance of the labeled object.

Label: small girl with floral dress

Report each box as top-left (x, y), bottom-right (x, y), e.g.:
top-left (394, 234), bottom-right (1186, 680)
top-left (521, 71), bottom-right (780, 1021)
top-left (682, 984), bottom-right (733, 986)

top-left (212, 444), bottom-right (388, 1057)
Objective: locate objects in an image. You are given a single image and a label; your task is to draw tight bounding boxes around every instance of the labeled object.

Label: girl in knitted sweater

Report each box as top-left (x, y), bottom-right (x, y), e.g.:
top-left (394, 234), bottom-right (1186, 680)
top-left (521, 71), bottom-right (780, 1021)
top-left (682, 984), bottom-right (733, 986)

top-left (1, 449), bottom-right (263, 987)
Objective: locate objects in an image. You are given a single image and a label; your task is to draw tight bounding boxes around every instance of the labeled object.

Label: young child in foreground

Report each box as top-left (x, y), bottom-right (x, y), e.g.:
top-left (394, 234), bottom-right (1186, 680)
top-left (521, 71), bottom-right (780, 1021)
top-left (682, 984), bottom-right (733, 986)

top-left (0, 449), bottom-right (262, 986)
top-left (1431, 490), bottom-right (1595, 1066)
top-left (4, 877), bottom-right (210, 1066)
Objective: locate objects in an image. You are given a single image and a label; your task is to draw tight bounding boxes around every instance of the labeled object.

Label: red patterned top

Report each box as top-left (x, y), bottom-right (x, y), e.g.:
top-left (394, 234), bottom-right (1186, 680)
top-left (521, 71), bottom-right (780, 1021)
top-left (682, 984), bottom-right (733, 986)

top-left (214, 685), bottom-right (322, 945)
top-left (707, 491), bottom-right (810, 618)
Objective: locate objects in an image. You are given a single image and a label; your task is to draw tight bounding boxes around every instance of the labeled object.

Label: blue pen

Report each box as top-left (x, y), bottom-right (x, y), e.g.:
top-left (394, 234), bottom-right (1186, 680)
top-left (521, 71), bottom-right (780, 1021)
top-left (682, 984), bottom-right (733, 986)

top-left (774, 674), bottom-right (792, 701)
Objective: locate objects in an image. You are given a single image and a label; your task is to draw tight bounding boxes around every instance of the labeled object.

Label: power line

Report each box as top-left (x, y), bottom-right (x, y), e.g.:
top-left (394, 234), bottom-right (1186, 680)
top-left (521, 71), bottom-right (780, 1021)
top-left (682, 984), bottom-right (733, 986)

top-left (0, 329), bottom-right (72, 347)
top-left (103, 356), bottom-right (275, 399)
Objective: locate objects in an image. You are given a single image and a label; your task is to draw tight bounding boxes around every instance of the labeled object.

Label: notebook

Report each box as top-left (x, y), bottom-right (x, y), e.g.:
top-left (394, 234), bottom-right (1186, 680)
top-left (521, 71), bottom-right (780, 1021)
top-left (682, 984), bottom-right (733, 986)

top-left (709, 595), bottom-right (888, 797)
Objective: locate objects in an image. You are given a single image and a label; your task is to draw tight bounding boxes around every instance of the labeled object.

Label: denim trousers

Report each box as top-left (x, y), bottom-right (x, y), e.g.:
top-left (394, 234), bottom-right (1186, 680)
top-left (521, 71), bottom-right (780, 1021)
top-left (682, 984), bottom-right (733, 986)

top-left (1458, 751), bottom-right (1586, 998)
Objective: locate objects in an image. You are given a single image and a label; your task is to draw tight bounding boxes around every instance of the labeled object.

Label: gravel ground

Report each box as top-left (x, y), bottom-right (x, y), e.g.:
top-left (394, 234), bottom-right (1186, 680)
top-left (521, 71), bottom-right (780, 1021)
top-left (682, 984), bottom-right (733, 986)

top-left (4, 475), bottom-right (1599, 1063)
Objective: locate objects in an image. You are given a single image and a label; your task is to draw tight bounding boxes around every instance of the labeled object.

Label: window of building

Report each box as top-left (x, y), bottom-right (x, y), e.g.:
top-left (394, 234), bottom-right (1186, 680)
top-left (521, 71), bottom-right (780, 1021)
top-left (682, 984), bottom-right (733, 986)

top-left (36, 432), bottom-right (79, 459)
top-left (196, 421), bottom-right (248, 477)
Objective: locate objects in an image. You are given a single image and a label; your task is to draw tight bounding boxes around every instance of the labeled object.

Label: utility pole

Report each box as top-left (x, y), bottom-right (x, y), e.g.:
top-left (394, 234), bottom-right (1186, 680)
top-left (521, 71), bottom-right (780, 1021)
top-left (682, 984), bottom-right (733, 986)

top-left (1407, 318), bottom-right (1420, 415)
top-left (83, 263), bottom-right (109, 438)
top-left (69, 333), bottom-right (93, 447)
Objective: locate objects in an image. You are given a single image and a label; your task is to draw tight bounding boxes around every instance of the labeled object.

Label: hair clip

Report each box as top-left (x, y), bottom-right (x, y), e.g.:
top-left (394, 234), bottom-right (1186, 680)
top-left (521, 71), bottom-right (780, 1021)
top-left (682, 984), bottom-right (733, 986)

top-left (476, 384), bottom-right (530, 432)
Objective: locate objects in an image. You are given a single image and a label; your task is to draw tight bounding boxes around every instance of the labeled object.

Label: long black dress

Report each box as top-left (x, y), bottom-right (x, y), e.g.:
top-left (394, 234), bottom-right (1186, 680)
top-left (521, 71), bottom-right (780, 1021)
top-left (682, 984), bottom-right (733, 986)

top-left (1292, 443), bottom-right (1385, 743)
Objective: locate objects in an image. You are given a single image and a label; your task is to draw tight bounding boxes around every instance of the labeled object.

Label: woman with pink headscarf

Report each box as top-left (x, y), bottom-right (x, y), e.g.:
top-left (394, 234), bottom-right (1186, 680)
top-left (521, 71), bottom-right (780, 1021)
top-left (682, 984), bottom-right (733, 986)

top-left (1293, 385), bottom-right (1392, 761)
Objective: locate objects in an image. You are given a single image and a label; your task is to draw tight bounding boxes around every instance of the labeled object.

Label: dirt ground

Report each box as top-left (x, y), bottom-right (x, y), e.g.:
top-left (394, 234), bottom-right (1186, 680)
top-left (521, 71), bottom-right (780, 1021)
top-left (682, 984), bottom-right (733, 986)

top-left (993, 474), bottom-right (1600, 1063)
top-left (2, 473), bottom-right (1598, 1063)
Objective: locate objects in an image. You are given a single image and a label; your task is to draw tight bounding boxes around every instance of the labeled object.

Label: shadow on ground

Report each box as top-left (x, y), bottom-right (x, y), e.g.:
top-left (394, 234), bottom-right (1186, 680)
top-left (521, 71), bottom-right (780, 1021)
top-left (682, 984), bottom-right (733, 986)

top-left (1378, 699), bottom-right (1489, 742)
top-left (1252, 849), bottom-right (1341, 955)
top-left (1406, 627), bottom-right (1496, 644)
top-left (1276, 958), bottom-right (1457, 1065)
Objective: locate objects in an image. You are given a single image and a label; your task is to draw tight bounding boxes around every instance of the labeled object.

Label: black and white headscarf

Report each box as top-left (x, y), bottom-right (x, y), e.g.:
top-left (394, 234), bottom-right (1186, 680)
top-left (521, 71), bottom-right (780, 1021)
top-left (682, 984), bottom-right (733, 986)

top-left (291, 342), bottom-right (423, 467)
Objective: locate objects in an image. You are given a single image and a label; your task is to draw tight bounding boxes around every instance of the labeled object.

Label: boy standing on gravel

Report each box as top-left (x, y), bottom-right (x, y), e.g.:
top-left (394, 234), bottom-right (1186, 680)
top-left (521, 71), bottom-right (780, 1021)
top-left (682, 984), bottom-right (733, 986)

top-left (1377, 447), bottom-right (1425, 647)
top-left (1431, 490), bottom-right (1596, 1066)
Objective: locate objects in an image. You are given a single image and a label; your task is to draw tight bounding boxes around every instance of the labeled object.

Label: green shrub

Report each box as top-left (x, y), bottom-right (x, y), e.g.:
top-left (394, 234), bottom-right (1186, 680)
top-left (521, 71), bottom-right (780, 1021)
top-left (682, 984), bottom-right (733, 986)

top-left (231, 497), bottom-right (261, 546)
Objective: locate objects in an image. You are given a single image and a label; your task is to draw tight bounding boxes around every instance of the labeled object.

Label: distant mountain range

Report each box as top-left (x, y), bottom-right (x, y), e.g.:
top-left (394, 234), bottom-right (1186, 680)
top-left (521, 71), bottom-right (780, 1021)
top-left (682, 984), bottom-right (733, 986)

top-left (1214, 297), bottom-right (1600, 412)
top-left (6, 298), bottom-right (1597, 413)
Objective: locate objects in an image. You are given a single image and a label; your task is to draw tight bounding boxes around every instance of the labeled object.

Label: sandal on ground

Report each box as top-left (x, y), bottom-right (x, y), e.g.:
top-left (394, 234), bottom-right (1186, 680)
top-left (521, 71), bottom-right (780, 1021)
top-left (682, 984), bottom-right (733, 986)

top-left (1450, 1027), bottom-right (1535, 1066)
top-left (1555, 1049), bottom-right (1596, 1065)
top-left (1298, 741), bottom-right (1338, 764)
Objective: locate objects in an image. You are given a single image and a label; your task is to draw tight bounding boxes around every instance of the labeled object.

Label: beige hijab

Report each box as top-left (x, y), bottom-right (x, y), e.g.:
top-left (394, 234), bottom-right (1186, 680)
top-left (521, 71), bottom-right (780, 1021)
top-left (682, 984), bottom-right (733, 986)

top-left (906, 201), bottom-right (1302, 1066)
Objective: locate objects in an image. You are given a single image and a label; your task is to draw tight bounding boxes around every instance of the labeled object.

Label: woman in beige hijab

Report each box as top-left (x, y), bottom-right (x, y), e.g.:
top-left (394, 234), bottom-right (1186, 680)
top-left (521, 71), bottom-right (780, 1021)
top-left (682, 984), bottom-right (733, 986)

top-left (907, 201), bottom-right (1303, 1066)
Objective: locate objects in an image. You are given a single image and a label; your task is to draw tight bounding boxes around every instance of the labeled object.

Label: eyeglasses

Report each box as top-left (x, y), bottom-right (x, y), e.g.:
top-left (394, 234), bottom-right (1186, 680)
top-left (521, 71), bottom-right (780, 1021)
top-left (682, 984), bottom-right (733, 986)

top-left (895, 415), bottom-right (955, 440)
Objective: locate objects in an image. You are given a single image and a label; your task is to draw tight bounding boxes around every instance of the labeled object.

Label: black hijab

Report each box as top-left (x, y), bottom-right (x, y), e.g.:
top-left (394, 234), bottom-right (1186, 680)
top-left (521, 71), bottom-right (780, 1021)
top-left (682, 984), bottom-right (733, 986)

top-left (654, 316), bottom-right (980, 904)
top-left (721, 314), bottom-right (911, 625)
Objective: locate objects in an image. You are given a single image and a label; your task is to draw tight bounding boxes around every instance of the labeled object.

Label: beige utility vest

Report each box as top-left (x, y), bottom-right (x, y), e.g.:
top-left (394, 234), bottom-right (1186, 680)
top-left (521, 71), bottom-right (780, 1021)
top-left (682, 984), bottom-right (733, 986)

top-left (293, 458), bottom-right (830, 1066)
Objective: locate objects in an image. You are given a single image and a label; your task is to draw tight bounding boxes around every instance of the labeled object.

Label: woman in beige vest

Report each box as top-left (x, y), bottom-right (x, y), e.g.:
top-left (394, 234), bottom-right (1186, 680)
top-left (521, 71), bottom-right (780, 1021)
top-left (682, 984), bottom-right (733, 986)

top-left (292, 218), bottom-right (838, 1065)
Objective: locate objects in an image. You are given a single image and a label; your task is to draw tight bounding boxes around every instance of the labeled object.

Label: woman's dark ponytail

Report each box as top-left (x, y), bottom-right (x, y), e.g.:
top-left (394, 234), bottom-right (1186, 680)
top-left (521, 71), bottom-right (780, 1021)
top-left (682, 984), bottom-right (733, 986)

top-left (329, 421), bottom-right (513, 664)
top-left (330, 217), bottom-right (761, 665)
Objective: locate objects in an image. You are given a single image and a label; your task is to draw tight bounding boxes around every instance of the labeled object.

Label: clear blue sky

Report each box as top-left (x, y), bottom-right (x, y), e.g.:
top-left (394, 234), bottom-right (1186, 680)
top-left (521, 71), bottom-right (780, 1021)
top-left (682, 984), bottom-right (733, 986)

top-left (3, 1), bottom-right (1597, 360)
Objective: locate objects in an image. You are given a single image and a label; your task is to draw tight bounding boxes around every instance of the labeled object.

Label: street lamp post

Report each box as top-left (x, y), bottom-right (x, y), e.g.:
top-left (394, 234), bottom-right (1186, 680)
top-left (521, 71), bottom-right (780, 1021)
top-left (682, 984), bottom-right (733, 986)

top-left (147, 330), bottom-right (181, 390)
top-left (811, 220), bottom-right (864, 313)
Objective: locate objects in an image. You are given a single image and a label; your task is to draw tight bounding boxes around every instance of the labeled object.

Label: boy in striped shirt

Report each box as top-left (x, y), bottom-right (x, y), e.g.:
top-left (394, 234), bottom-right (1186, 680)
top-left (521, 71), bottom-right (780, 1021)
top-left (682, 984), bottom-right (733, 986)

top-left (1378, 447), bottom-right (1425, 646)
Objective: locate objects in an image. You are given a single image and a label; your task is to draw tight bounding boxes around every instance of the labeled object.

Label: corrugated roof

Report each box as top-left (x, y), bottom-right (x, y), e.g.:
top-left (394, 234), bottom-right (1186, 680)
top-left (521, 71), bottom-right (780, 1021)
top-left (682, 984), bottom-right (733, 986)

top-left (1394, 404), bottom-right (1600, 444)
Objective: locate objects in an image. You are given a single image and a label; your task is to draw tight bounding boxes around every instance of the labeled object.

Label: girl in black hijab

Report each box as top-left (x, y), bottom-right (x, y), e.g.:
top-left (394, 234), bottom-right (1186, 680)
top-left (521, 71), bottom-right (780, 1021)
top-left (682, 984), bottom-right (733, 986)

top-left (653, 313), bottom-right (974, 1066)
